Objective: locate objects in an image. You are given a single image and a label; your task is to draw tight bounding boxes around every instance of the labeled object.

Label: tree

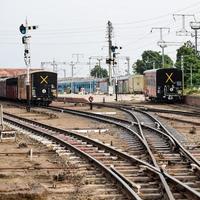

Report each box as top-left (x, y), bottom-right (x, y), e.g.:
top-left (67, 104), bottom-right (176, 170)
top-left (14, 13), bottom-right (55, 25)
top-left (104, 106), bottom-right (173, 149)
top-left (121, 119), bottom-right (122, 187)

top-left (133, 50), bottom-right (173, 74)
top-left (175, 41), bottom-right (200, 88)
top-left (90, 65), bottom-right (108, 78)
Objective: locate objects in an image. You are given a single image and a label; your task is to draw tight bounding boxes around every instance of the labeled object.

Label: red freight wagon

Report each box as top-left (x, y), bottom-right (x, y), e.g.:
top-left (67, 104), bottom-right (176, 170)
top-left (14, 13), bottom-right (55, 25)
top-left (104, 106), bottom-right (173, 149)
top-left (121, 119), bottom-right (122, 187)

top-left (0, 78), bottom-right (7, 98)
top-left (6, 78), bottom-right (18, 99)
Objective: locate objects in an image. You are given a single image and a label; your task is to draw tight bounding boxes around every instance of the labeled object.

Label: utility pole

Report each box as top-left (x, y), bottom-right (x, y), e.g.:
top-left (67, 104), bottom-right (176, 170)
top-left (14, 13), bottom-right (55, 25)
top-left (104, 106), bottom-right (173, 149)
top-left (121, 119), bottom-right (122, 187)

top-left (190, 22), bottom-right (200, 55)
top-left (126, 57), bottom-right (130, 75)
top-left (96, 58), bottom-right (102, 67)
top-left (111, 46), bottom-right (122, 101)
top-left (69, 61), bottom-right (76, 93)
top-left (181, 55), bottom-right (184, 93)
top-left (190, 65), bottom-right (193, 87)
top-left (41, 59), bottom-right (67, 73)
top-left (72, 53), bottom-right (84, 63)
top-left (151, 27), bottom-right (170, 68)
top-left (107, 21), bottom-right (113, 90)
top-left (116, 56), bottom-right (130, 75)
top-left (173, 14), bottom-right (195, 36)
top-left (88, 57), bottom-right (92, 94)
top-left (19, 18), bottom-right (38, 112)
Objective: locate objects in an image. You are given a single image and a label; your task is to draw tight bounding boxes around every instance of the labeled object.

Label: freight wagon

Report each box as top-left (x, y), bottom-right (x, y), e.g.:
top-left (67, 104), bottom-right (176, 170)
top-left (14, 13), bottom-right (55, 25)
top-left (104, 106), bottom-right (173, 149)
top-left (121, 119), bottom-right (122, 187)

top-left (0, 70), bottom-right (57, 105)
top-left (144, 68), bottom-right (182, 101)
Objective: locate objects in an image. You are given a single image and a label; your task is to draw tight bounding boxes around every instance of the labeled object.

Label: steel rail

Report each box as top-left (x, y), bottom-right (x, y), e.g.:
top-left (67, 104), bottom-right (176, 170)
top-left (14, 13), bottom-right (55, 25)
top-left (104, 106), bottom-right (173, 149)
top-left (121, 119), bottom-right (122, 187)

top-left (4, 114), bottom-right (141, 200)
top-left (135, 108), bottom-right (200, 168)
top-left (120, 108), bottom-right (175, 200)
top-left (5, 112), bottom-right (177, 199)
top-left (45, 106), bottom-right (176, 199)
top-left (137, 106), bottom-right (200, 117)
top-left (49, 105), bottom-right (132, 125)
top-left (163, 171), bottom-right (200, 200)
top-left (92, 102), bottom-right (200, 117)
top-left (6, 104), bottom-right (200, 199)
top-left (80, 102), bottom-right (200, 199)
top-left (125, 108), bottom-right (200, 198)
top-left (121, 108), bottom-right (177, 148)
top-left (4, 112), bottom-right (159, 173)
top-left (44, 106), bottom-right (144, 145)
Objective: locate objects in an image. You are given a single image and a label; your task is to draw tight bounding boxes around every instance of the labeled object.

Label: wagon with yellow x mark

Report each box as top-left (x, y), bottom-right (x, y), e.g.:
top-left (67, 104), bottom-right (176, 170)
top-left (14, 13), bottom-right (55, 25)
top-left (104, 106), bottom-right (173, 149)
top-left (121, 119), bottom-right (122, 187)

top-left (144, 68), bottom-right (183, 102)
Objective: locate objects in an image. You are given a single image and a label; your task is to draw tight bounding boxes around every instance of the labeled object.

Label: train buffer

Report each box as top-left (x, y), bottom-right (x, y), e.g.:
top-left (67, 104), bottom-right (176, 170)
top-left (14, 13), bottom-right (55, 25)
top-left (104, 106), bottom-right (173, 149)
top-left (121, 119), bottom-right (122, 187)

top-left (0, 130), bottom-right (17, 142)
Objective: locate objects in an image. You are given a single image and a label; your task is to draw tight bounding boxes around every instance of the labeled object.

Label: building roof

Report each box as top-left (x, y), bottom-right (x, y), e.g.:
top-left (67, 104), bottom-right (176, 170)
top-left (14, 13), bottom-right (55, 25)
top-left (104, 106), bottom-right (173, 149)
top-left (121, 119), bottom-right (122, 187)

top-left (0, 68), bottom-right (42, 78)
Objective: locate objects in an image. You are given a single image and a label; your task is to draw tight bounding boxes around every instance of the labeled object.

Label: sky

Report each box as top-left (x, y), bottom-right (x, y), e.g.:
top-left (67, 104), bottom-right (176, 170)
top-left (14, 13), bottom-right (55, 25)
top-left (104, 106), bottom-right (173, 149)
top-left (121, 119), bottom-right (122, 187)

top-left (1, 0), bottom-right (200, 78)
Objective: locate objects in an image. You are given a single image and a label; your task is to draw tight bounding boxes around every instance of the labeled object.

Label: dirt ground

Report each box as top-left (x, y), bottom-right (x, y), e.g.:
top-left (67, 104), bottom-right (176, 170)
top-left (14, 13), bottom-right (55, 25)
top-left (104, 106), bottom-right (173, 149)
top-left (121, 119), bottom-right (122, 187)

top-left (155, 112), bottom-right (200, 143)
top-left (1, 103), bottom-right (130, 200)
top-left (0, 128), bottom-right (125, 200)
top-left (3, 103), bottom-right (131, 153)
top-left (1, 101), bottom-right (200, 199)
top-left (0, 132), bottom-right (80, 200)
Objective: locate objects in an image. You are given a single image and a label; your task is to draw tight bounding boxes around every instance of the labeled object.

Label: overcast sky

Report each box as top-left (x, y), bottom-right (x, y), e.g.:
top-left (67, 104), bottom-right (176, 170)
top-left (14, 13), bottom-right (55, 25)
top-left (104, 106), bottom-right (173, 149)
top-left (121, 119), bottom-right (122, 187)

top-left (1, 0), bottom-right (200, 77)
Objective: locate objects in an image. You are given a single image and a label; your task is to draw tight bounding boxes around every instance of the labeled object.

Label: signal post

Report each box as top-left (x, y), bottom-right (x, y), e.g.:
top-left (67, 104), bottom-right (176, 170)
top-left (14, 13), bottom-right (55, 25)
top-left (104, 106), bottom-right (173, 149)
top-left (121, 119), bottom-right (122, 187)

top-left (19, 19), bottom-right (38, 112)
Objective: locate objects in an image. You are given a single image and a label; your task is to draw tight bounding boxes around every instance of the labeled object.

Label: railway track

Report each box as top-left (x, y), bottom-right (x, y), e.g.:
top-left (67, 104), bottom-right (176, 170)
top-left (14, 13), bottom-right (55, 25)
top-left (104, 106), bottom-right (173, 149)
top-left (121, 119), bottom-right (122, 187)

top-left (3, 112), bottom-right (173, 200)
top-left (33, 104), bottom-right (200, 199)
top-left (2, 103), bottom-right (200, 199)
top-left (92, 102), bottom-right (200, 117)
top-left (121, 107), bottom-right (200, 199)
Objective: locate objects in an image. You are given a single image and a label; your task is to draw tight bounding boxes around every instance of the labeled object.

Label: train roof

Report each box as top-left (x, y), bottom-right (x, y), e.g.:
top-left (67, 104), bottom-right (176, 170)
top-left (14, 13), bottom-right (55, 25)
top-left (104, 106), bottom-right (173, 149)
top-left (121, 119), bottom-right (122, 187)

top-left (0, 68), bottom-right (42, 78)
top-left (143, 67), bottom-right (180, 74)
top-left (29, 70), bottom-right (57, 74)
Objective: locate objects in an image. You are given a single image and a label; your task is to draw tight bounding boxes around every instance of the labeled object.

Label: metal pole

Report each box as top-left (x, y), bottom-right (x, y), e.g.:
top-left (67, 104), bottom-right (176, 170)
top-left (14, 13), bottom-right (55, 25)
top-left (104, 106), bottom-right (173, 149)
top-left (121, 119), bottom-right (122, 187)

top-left (151, 27), bottom-right (170, 68)
top-left (181, 56), bottom-right (184, 92)
top-left (153, 61), bottom-right (156, 69)
top-left (195, 29), bottom-right (198, 55)
top-left (115, 78), bottom-right (118, 101)
top-left (126, 57), bottom-right (130, 74)
top-left (70, 62), bottom-right (75, 93)
top-left (190, 66), bottom-right (193, 87)
top-left (25, 18), bottom-right (31, 112)
top-left (162, 47), bottom-right (165, 68)
top-left (72, 53), bottom-right (84, 63)
top-left (89, 58), bottom-right (92, 94)
top-left (108, 21), bottom-right (113, 86)
top-left (52, 59), bottom-right (57, 72)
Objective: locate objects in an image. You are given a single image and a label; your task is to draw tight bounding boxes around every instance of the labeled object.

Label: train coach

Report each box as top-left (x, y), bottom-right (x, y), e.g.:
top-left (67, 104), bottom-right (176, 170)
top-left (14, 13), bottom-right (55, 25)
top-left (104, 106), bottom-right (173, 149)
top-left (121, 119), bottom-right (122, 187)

top-left (115, 75), bottom-right (144, 94)
top-left (143, 68), bottom-right (182, 102)
top-left (0, 70), bottom-right (57, 105)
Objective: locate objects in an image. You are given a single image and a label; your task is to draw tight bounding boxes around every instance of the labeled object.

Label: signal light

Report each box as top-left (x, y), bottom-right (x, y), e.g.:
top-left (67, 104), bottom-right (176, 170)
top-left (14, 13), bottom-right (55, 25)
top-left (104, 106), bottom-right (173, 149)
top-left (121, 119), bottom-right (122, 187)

top-left (25, 49), bottom-right (29, 54)
top-left (111, 46), bottom-right (116, 52)
top-left (19, 24), bottom-right (26, 34)
top-left (22, 36), bottom-right (27, 44)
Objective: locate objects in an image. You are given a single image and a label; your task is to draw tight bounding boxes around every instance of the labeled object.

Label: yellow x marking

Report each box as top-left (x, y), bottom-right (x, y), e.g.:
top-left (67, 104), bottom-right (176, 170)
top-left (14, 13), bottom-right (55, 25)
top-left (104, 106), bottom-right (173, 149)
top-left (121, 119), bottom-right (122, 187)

top-left (165, 73), bottom-right (174, 83)
top-left (40, 76), bottom-right (48, 84)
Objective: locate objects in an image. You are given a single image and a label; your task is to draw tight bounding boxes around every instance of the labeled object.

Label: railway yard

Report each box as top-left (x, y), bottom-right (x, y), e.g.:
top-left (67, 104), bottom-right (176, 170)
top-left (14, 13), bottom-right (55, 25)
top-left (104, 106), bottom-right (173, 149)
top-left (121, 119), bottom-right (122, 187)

top-left (0, 97), bottom-right (199, 200)
top-left (3, 0), bottom-right (200, 199)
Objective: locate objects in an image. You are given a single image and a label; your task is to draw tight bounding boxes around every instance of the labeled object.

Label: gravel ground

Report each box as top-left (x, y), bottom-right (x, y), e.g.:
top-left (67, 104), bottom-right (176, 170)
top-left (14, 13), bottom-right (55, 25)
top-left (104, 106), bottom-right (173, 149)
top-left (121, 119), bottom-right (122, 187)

top-left (1, 100), bottom-right (200, 199)
top-left (155, 113), bottom-right (200, 143)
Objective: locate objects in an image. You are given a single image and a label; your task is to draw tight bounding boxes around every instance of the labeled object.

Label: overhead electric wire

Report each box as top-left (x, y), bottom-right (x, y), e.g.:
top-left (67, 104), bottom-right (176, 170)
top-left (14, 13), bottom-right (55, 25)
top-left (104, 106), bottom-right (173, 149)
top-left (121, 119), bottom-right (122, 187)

top-left (114, 0), bottom-right (200, 26)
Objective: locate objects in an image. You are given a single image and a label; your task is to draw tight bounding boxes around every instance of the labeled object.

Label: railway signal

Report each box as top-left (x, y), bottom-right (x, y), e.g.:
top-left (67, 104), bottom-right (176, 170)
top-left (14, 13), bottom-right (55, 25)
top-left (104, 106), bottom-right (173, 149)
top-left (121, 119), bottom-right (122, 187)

top-left (88, 96), bottom-right (94, 110)
top-left (19, 24), bottom-right (26, 34)
top-left (19, 19), bottom-right (38, 112)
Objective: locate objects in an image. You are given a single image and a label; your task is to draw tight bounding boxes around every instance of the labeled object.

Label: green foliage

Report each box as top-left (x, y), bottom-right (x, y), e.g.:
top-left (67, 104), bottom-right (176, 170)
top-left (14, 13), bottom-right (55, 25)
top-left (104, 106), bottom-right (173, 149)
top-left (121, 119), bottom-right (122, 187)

top-left (175, 41), bottom-right (200, 88)
top-left (90, 65), bottom-right (108, 78)
top-left (184, 88), bottom-right (200, 95)
top-left (133, 50), bottom-right (173, 74)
